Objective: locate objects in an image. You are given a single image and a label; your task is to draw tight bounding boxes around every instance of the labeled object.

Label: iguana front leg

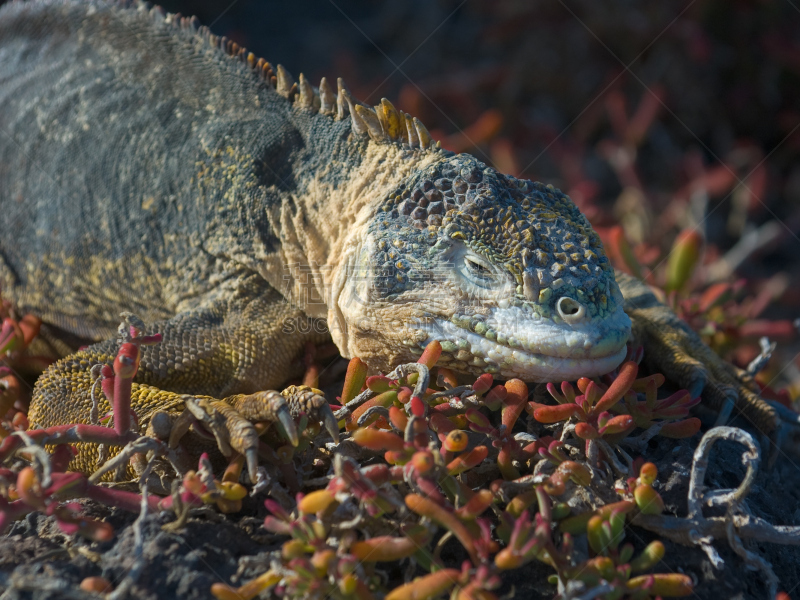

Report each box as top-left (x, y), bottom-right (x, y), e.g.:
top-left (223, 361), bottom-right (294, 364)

top-left (616, 271), bottom-right (779, 436)
top-left (27, 275), bottom-right (334, 480)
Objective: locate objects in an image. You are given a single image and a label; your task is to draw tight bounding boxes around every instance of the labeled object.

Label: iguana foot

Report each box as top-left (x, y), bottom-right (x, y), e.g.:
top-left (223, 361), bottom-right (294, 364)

top-left (166, 385), bottom-right (339, 483)
top-left (27, 286), bottom-right (332, 481)
top-left (616, 272), bottom-right (780, 437)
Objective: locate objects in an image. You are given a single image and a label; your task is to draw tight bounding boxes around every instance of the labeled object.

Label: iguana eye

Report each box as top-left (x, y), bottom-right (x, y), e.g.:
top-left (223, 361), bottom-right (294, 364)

top-left (460, 255), bottom-right (495, 289)
top-left (464, 256), bottom-right (491, 277)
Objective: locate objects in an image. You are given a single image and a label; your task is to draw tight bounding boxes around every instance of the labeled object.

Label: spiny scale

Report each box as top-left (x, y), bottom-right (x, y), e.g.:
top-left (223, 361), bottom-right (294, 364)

top-left (318, 77), bottom-right (335, 115)
top-left (147, 2), bottom-right (439, 151)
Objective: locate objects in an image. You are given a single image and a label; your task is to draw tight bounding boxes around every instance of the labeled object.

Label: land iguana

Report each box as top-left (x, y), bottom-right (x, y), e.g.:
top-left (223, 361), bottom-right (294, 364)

top-left (0, 0), bottom-right (779, 479)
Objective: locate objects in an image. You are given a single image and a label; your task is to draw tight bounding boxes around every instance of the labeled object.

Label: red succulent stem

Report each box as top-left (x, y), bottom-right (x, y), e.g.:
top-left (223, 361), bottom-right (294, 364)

top-left (501, 379), bottom-right (528, 430)
top-left (85, 484), bottom-right (160, 513)
top-left (593, 361), bottom-right (638, 414)
top-left (497, 441), bottom-right (520, 480)
top-left (0, 424), bottom-right (139, 463)
top-left (112, 342), bottom-right (140, 435)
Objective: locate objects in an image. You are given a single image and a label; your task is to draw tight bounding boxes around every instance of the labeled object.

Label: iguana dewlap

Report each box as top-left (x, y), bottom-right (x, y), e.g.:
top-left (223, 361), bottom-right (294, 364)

top-left (0, 0), bottom-right (778, 475)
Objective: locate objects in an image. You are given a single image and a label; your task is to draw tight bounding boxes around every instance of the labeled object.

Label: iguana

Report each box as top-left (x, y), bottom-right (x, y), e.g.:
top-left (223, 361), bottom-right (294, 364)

top-left (0, 0), bottom-right (779, 479)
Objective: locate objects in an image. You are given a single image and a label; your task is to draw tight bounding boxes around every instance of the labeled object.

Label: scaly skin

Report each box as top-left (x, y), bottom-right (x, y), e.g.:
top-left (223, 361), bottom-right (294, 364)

top-left (0, 0), bottom-right (778, 477)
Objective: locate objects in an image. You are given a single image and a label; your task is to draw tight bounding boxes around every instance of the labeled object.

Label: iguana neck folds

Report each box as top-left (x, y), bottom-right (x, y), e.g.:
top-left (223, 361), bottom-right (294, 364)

top-left (277, 142), bottom-right (446, 321)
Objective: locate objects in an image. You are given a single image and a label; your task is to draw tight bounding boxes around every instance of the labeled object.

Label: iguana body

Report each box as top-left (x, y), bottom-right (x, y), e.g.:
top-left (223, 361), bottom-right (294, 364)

top-left (0, 0), bottom-right (777, 476)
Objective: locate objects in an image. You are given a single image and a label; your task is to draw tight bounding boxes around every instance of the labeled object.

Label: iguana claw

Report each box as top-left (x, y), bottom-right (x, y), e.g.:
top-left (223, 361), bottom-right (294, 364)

top-left (279, 385), bottom-right (340, 444)
top-left (167, 386), bottom-right (339, 483)
top-left (319, 402), bottom-right (341, 444)
top-left (275, 405), bottom-right (300, 447)
top-left (229, 389), bottom-right (300, 446)
top-left (170, 396), bottom-right (235, 457)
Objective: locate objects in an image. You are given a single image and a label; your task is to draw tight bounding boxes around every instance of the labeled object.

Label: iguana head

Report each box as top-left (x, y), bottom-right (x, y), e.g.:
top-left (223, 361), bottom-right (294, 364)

top-left (334, 152), bottom-right (631, 382)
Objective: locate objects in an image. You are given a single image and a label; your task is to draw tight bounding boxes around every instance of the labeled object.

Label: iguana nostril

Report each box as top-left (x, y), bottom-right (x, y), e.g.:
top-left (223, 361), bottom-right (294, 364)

top-left (556, 297), bottom-right (586, 323)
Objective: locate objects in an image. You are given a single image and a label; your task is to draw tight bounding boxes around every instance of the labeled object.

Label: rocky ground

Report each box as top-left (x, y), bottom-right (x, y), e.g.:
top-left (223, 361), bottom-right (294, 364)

top-left (2, 410), bottom-right (800, 599)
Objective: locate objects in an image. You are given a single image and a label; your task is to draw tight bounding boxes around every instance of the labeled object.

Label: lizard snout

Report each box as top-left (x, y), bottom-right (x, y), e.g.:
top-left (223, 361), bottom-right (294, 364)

top-left (556, 296), bottom-right (587, 325)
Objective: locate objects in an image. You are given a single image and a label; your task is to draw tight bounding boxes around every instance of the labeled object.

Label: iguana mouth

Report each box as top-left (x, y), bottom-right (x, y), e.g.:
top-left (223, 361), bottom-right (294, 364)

top-left (413, 305), bottom-right (631, 382)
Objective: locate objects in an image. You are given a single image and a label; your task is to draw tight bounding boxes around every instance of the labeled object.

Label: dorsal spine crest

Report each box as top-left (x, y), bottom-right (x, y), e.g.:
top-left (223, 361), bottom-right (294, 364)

top-left (130, 0), bottom-right (440, 151)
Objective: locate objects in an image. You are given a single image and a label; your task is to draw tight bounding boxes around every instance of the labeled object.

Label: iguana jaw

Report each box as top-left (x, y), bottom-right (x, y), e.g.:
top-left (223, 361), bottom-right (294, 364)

top-left (412, 304), bottom-right (631, 381)
top-left (332, 294), bottom-right (630, 381)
